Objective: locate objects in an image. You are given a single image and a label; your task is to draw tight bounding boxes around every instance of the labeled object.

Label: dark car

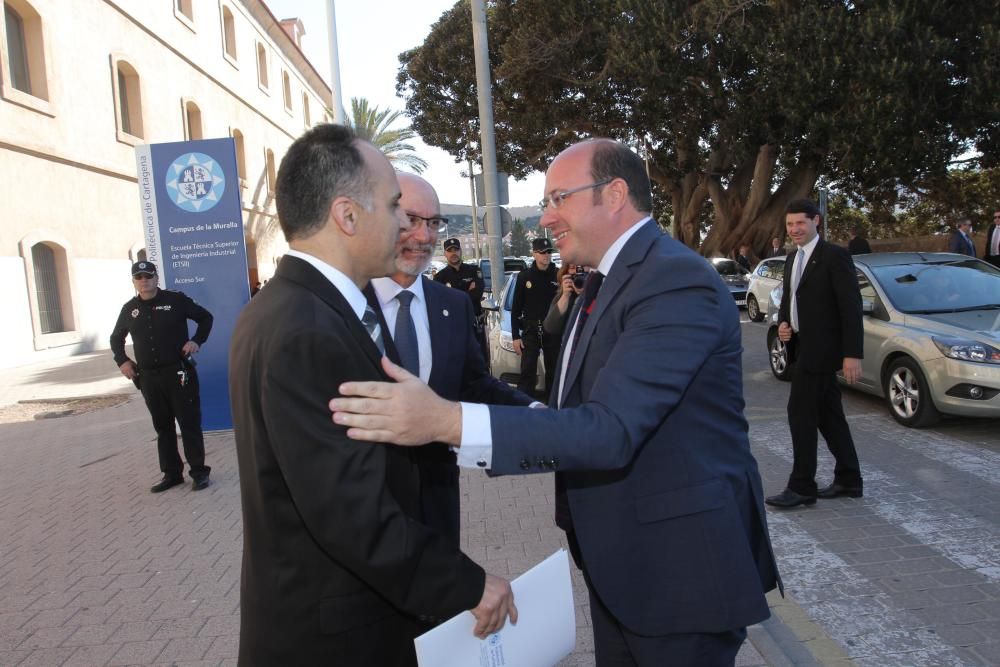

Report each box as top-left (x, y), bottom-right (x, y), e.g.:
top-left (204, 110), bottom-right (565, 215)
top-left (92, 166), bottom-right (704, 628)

top-left (479, 257), bottom-right (528, 294)
top-left (708, 257), bottom-right (750, 307)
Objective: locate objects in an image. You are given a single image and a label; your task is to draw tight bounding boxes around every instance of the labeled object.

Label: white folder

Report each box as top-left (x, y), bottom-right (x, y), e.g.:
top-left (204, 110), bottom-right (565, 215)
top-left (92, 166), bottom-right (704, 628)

top-left (414, 549), bottom-right (576, 667)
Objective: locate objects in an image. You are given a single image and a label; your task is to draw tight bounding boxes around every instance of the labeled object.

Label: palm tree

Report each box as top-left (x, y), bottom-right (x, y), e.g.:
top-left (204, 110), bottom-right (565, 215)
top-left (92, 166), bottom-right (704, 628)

top-left (345, 97), bottom-right (428, 173)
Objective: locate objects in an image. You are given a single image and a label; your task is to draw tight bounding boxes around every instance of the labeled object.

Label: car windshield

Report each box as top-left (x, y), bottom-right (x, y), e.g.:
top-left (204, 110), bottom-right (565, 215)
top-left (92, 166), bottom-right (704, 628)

top-left (713, 259), bottom-right (747, 277)
top-left (871, 260), bottom-right (1000, 313)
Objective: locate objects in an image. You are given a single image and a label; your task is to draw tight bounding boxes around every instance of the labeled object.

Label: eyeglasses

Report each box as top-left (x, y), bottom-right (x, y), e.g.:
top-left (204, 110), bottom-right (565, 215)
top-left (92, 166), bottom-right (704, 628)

top-left (405, 213), bottom-right (448, 234)
top-left (539, 179), bottom-right (612, 212)
top-left (133, 273), bottom-right (155, 280)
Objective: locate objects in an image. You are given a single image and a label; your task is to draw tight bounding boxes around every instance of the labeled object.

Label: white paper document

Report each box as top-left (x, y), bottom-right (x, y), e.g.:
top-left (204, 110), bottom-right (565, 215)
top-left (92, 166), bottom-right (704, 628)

top-left (414, 549), bottom-right (576, 667)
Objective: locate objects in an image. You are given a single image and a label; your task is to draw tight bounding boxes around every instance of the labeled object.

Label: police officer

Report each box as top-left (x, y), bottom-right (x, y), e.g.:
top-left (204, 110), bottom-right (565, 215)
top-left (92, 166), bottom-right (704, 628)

top-left (110, 261), bottom-right (214, 493)
top-left (434, 237), bottom-right (489, 362)
top-left (512, 237), bottom-right (560, 399)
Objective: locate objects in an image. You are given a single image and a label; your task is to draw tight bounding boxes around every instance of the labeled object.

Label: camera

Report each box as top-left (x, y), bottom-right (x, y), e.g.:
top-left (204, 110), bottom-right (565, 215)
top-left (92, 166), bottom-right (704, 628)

top-left (572, 269), bottom-right (587, 290)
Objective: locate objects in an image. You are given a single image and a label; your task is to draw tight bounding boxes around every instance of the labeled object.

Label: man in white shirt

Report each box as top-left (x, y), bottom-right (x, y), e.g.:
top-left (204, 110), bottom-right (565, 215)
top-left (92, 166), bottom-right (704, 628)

top-left (365, 172), bottom-right (535, 546)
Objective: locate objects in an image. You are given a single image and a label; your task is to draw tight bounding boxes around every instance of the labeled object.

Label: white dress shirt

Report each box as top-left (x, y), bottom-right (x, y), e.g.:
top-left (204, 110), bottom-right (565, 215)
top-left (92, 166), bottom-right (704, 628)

top-left (370, 277), bottom-right (433, 383)
top-left (790, 233), bottom-right (820, 333)
top-left (455, 217), bottom-right (653, 469)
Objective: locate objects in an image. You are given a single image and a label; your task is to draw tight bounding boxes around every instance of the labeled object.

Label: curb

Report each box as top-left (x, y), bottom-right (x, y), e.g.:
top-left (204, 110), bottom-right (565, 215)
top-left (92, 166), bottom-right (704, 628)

top-left (749, 590), bottom-right (857, 667)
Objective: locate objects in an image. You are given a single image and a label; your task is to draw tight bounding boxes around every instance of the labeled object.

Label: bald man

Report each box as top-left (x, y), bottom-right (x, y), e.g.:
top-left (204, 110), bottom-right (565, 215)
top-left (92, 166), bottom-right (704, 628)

top-left (364, 172), bottom-right (536, 547)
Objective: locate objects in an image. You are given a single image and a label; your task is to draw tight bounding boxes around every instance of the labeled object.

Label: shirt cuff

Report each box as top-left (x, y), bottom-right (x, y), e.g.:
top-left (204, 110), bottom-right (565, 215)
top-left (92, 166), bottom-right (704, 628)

top-left (454, 402), bottom-right (493, 469)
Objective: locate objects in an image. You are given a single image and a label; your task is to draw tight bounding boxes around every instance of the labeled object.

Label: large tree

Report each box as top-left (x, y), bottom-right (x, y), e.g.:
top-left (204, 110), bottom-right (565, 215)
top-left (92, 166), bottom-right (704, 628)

top-left (398, 0), bottom-right (999, 257)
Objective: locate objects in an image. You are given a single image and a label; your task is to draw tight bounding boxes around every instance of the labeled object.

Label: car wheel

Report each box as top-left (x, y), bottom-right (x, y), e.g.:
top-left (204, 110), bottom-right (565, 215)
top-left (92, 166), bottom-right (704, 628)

top-left (883, 357), bottom-right (940, 428)
top-left (747, 294), bottom-right (764, 322)
top-left (766, 327), bottom-right (792, 381)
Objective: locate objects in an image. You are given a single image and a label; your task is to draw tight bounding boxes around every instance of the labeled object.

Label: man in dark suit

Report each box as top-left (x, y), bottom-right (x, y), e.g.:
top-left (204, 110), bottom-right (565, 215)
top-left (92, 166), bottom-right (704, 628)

top-left (332, 139), bottom-right (780, 666)
top-left (847, 227), bottom-right (872, 255)
top-left (949, 219), bottom-right (976, 256)
top-left (229, 125), bottom-right (515, 666)
top-left (769, 237), bottom-right (785, 257)
top-left (365, 172), bottom-right (535, 545)
top-left (766, 199), bottom-right (865, 509)
top-left (984, 210), bottom-right (1000, 268)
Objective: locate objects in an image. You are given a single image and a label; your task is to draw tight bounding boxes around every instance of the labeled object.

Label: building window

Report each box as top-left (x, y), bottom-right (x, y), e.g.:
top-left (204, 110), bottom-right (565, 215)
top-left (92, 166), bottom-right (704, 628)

top-left (232, 128), bottom-right (247, 183)
top-left (31, 243), bottom-right (64, 333)
top-left (184, 99), bottom-right (202, 140)
top-left (112, 57), bottom-right (143, 142)
top-left (1, 0), bottom-right (49, 104)
top-left (302, 92), bottom-right (310, 127)
top-left (265, 148), bottom-right (276, 195)
top-left (174, 0), bottom-right (193, 27)
top-left (282, 70), bottom-right (292, 112)
top-left (256, 42), bottom-right (268, 90)
top-left (221, 5), bottom-right (236, 62)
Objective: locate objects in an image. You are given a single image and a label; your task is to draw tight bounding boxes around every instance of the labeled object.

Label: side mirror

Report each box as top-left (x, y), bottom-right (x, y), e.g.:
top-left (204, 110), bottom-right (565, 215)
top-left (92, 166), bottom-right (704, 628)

top-left (482, 297), bottom-right (499, 312)
top-left (862, 299), bottom-right (875, 315)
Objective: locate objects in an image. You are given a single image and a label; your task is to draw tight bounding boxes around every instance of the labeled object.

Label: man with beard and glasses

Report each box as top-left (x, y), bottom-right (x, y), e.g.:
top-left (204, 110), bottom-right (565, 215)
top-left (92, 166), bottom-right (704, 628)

top-left (364, 172), bottom-right (537, 546)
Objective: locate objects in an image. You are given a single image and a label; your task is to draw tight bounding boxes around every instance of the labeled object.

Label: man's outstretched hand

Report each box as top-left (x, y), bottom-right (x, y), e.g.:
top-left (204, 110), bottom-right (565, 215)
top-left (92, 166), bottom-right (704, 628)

top-left (330, 357), bottom-right (463, 446)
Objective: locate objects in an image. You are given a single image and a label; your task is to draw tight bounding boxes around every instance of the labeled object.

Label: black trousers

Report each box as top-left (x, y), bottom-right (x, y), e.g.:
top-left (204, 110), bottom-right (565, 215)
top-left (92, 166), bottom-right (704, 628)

top-left (786, 366), bottom-right (862, 496)
top-left (517, 322), bottom-right (560, 400)
top-left (138, 364), bottom-right (209, 479)
top-left (567, 532), bottom-right (747, 666)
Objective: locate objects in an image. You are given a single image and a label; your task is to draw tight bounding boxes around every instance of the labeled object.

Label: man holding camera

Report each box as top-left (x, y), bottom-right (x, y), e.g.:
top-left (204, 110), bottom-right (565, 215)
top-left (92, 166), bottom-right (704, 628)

top-left (512, 237), bottom-right (560, 399)
top-left (110, 261), bottom-right (213, 493)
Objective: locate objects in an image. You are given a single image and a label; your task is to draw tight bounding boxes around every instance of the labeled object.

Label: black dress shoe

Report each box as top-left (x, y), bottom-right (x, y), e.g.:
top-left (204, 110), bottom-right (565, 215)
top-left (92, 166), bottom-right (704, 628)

top-left (765, 489), bottom-right (817, 508)
top-left (191, 476), bottom-right (210, 491)
top-left (150, 475), bottom-right (184, 493)
top-left (817, 483), bottom-right (863, 499)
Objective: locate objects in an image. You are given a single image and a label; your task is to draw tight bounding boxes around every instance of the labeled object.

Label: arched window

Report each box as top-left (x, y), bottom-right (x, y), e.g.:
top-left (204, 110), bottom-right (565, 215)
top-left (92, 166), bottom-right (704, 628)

top-left (282, 70), bottom-right (292, 111)
top-left (31, 243), bottom-right (64, 333)
top-left (2, 0), bottom-right (49, 101)
top-left (222, 5), bottom-right (236, 62)
top-left (256, 42), bottom-right (268, 90)
top-left (302, 92), bottom-right (310, 127)
top-left (232, 128), bottom-right (247, 183)
top-left (184, 99), bottom-right (202, 140)
top-left (265, 148), bottom-right (276, 195)
top-left (113, 58), bottom-right (143, 140)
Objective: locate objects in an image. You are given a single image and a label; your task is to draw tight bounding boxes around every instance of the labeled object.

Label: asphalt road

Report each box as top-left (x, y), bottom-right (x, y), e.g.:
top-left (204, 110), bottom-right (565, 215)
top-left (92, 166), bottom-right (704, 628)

top-left (739, 315), bottom-right (1000, 666)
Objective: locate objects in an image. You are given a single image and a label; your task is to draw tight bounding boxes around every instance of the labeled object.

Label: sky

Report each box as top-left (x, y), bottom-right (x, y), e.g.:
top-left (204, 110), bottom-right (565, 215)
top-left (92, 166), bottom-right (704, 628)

top-left (263, 0), bottom-right (545, 207)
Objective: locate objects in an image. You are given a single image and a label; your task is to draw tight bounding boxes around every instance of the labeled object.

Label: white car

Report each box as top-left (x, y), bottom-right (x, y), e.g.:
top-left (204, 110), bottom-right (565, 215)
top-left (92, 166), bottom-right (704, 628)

top-left (747, 257), bottom-right (786, 322)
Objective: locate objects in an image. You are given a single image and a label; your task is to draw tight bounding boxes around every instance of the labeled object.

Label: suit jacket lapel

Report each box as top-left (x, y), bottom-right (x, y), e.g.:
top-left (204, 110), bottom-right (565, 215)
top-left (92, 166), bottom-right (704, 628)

top-left (560, 221), bottom-right (658, 404)
top-left (278, 256), bottom-right (386, 373)
top-left (362, 284), bottom-right (401, 365)
top-left (422, 277), bottom-right (450, 388)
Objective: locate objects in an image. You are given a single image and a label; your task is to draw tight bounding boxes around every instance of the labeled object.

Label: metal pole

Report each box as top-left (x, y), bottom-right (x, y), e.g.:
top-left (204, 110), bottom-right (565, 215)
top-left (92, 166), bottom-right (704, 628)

top-left (470, 0), bottom-right (503, 294)
top-left (327, 1), bottom-right (345, 124)
top-left (468, 158), bottom-right (481, 259)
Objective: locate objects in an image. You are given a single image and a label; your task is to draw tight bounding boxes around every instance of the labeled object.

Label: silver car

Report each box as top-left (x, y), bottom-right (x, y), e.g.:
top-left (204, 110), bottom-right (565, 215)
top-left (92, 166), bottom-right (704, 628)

top-left (747, 257), bottom-right (786, 322)
top-left (708, 257), bottom-right (750, 308)
top-left (482, 272), bottom-right (545, 391)
top-left (767, 253), bottom-right (1000, 427)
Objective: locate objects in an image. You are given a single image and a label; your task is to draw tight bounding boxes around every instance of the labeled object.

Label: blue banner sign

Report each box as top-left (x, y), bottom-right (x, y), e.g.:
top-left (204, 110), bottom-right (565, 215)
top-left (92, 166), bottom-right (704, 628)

top-left (134, 138), bottom-right (249, 430)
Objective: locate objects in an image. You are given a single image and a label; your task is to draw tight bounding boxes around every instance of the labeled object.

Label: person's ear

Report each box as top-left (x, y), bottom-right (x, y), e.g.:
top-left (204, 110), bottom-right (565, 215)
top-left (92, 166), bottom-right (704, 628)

top-left (329, 196), bottom-right (358, 237)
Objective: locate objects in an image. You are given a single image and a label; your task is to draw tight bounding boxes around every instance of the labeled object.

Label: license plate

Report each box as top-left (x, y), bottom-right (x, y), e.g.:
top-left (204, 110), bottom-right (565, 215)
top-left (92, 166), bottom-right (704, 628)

top-left (736, 299), bottom-right (746, 306)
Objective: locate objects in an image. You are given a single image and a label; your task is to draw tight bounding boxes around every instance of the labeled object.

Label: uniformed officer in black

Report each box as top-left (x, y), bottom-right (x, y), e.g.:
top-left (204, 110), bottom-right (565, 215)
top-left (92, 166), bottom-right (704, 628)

top-left (433, 237), bottom-right (489, 362)
top-left (511, 237), bottom-right (560, 399)
top-left (110, 261), bottom-right (214, 493)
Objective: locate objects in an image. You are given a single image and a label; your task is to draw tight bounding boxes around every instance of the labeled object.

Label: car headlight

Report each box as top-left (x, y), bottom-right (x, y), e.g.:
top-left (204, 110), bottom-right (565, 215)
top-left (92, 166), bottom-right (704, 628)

top-left (932, 337), bottom-right (1000, 365)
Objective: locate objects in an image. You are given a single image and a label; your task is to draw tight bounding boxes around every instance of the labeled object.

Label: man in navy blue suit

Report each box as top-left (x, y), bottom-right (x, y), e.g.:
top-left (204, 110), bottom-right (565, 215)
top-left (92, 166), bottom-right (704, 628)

top-left (365, 172), bottom-right (536, 546)
top-left (948, 219), bottom-right (977, 256)
top-left (333, 140), bottom-right (780, 666)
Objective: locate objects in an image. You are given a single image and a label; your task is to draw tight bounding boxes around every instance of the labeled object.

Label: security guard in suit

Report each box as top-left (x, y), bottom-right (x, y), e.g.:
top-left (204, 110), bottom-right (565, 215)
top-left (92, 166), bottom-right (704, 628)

top-left (512, 237), bottom-right (560, 399)
top-left (434, 237), bottom-right (489, 362)
top-left (110, 261), bottom-right (214, 493)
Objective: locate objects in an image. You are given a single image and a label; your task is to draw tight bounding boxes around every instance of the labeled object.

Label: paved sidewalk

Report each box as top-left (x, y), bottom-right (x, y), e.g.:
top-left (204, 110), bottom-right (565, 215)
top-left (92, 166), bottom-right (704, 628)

top-left (0, 351), bottom-right (133, 408)
top-left (0, 353), bottom-right (796, 666)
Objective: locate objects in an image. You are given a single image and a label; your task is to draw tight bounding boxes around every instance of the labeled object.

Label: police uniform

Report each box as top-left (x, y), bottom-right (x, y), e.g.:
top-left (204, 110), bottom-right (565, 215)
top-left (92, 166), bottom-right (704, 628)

top-left (110, 262), bottom-right (213, 489)
top-left (434, 238), bottom-right (489, 362)
top-left (511, 240), bottom-right (560, 399)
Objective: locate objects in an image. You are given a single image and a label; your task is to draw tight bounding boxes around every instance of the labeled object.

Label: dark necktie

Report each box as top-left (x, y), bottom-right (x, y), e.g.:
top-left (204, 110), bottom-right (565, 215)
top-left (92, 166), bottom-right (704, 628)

top-left (568, 271), bottom-right (604, 363)
top-left (361, 306), bottom-right (385, 356)
top-left (393, 290), bottom-right (420, 376)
